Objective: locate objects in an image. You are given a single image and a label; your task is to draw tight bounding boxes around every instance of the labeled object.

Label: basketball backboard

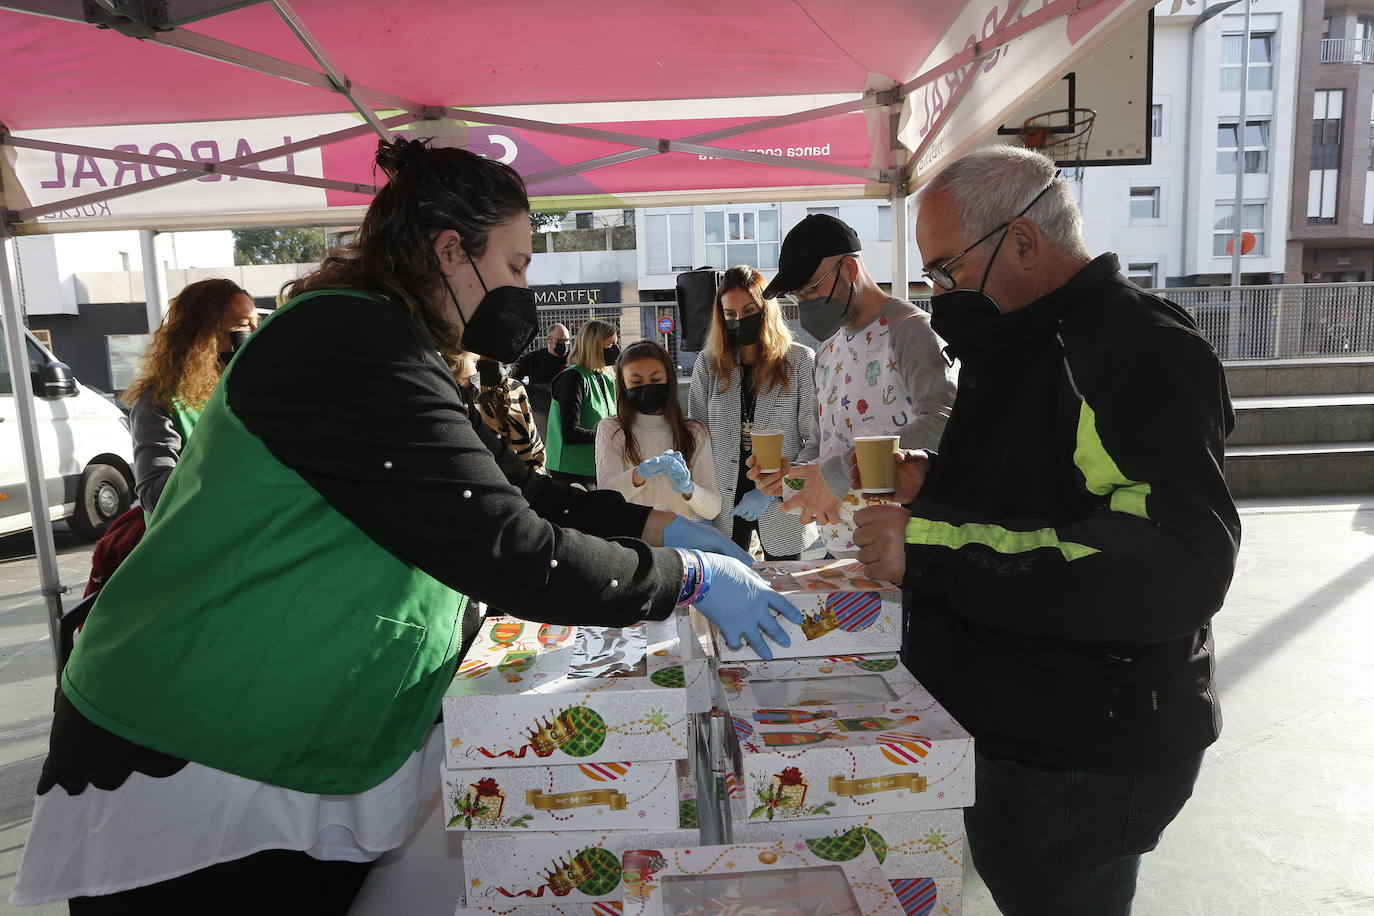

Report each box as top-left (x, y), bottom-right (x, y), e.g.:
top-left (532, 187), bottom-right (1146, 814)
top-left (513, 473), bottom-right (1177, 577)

top-left (987, 10), bottom-right (1154, 167)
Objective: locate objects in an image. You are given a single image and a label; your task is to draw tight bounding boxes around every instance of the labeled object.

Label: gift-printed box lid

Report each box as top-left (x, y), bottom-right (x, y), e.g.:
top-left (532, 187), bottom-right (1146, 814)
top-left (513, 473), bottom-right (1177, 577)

top-left (444, 617), bottom-right (707, 769)
top-left (462, 826), bottom-right (699, 909)
top-left (730, 807), bottom-right (965, 879)
top-left (444, 758), bottom-right (698, 833)
top-left (710, 560), bottom-right (903, 661)
top-left (455, 903), bottom-right (627, 915)
top-left (620, 842), bottom-right (903, 915)
top-left (715, 655), bottom-right (942, 714)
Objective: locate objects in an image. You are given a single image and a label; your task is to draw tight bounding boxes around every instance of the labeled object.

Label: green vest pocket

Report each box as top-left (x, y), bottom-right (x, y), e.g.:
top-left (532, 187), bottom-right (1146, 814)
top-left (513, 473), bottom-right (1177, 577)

top-left (228, 583), bottom-right (427, 757)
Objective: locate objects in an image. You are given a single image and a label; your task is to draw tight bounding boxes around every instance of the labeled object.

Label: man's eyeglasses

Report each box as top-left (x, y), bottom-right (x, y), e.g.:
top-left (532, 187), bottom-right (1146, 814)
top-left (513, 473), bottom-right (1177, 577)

top-left (922, 172), bottom-right (1061, 291)
top-left (784, 257), bottom-right (849, 307)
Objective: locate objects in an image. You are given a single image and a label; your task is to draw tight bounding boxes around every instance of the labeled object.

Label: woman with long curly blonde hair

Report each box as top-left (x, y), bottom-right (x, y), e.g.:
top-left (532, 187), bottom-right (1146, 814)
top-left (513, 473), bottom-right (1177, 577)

top-left (123, 277), bottom-right (258, 510)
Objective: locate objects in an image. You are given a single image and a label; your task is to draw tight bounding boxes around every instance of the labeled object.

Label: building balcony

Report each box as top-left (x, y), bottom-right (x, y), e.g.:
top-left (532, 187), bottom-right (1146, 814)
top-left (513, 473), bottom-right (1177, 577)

top-left (1321, 38), bottom-right (1374, 63)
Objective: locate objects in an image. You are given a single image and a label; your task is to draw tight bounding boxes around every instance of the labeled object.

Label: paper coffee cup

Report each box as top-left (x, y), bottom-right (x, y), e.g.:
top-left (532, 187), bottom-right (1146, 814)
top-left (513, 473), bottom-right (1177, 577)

top-left (751, 429), bottom-right (784, 474)
top-left (854, 435), bottom-right (900, 497)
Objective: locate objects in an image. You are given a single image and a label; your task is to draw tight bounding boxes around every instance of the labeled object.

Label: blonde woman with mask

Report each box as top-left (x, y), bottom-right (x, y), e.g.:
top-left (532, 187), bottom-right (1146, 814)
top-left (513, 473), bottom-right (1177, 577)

top-left (688, 265), bottom-right (818, 560)
top-left (546, 319), bottom-right (619, 488)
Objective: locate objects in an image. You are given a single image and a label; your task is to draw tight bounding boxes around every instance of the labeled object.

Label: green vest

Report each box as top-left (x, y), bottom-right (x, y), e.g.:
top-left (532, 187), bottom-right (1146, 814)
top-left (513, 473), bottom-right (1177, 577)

top-left (170, 400), bottom-right (200, 443)
top-left (62, 290), bottom-right (467, 794)
top-left (545, 364), bottom-right (615, 476)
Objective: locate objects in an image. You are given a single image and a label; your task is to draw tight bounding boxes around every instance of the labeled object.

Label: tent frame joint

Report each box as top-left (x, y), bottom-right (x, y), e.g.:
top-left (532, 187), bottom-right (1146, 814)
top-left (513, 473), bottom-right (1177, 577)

top-left (85, 0), bottom-right (173, 38)
top-left (874, 88), bottom-right (901, 107)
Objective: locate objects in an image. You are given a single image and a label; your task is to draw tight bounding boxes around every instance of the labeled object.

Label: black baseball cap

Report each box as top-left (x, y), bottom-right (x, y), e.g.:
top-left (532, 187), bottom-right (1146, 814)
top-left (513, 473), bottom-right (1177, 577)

top-left (762, 213), bottom-right (862, 300)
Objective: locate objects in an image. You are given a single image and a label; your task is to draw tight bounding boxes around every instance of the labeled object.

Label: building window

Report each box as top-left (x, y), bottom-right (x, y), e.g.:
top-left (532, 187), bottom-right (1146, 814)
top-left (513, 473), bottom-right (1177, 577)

top-left (1216, 120), bottom-right (1270, 175)
top-left (1126, 262), bottom-right (1158, 288)
top-left (1312, 89), bottom-right (1344, 171)
top-left (1150, 104), bottom-right (1164, 139)
top-left (1128, 187), bottom-right (1160, 221)
top-left (574, 211), bottom-right (595, 230)
top-left (645, 211), bottom-right (693, 274)
top-left (1220, 32), bottom-right (1273, 92)
top-left (806, 206), bottom-right (840, 218)
top-left (877, 205), bottom-right (892, 242)
top-left (622, 209), bottom-right (635, 227)
top-left (705, 206), bottom-right (779, 270)
top-left (1213, 201), bottom-right (1266, 257)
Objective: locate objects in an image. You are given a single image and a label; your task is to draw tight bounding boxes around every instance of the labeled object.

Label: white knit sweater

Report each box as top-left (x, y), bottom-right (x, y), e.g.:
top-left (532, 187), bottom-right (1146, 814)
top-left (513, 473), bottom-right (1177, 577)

top-left (595, 413), bottom-right (721, 521)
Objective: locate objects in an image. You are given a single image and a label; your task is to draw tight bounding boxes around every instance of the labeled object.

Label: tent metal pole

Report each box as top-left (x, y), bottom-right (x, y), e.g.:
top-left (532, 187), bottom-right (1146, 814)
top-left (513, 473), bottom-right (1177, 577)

top-left (680, 94), bottom-right (883, 145)
top-left (888, 104), bottom-right (909, 300)
top-left (899, 0), bottom-right (1084, 97)
top-left (1, 114), bottom-right (417, 223)
top-left (139, 230), bottom-right (168, 335)
top-left (151, 29), bottom-right (425, 113)
top-left (525, 150), bottom-right (659, 187)
top-left (269, 0), bottom-right (391, 139)
top-left (0, 215), bottom-right (66, 678)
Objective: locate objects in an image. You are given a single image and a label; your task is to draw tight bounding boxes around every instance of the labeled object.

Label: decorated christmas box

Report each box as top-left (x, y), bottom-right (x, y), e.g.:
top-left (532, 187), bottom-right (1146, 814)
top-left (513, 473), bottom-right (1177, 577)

top-left (708, 559), bottom-right (902, 662)
top-left (454, 905), bottom-right (627, 916)
top-left (442, 759), bottom-right (694, 833)
top-left (716, 659), bottom-right (974, 821)
top-left (460, 824), bottom-right (699, 909)
top-left (619, 842), bottom-right (904, 916)
top-left (887, 877), bottom-right (963, 916)
top-left (730, 807), bottom-right (964, 880)
top-left (444, 616), bottom-right (709, 770)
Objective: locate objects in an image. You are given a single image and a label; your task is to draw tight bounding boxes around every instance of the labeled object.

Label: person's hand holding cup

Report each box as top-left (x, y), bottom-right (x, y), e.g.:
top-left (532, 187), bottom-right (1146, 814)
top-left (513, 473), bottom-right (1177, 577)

top-left (852, 436), bottom-right (900, 502)
top-left (847, 446), bottom-right (931, 504)
top-left (746, 430), bottom-right (789, 497)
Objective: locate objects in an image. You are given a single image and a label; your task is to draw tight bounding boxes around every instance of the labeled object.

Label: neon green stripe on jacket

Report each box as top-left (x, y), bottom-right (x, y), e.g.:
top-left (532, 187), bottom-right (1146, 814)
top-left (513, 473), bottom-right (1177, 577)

top-left (904, 517), bottom-right (1099, 562)
top-left (1073, 401), bottom-right (1152, 520)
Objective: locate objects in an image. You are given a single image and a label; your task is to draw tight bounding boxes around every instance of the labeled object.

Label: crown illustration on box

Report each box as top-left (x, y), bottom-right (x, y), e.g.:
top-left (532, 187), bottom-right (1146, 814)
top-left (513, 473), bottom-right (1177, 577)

top-left (799, 606), bottom-right (840, 640)
top-left (542, 848), bottom-right (594, 895)
top-left (523, 708), bottom-right (578, 756)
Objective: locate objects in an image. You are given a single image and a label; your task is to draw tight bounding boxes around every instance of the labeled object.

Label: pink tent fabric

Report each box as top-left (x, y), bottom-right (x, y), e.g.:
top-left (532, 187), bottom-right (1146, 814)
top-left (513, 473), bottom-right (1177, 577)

top-left (0, 0), bottom-right (1154, 229)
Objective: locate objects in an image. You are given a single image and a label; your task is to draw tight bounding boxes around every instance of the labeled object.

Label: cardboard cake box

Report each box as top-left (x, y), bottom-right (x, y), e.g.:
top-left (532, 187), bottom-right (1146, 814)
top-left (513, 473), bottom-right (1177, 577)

top-left (460, 824), bottom-right (699, 910)
top-left (443, 758), bottom-right (694, 833)
top-left (454, 905), bottom-right (625, 916)
top-left (706, 559), bottom-right (902, 661)
top-left (619, 842), bottom-right (904, 916)
top-left (444, 616), bottom-right (709, 771)
top-left (717, 658), bottom-right (974, 822)
top-left (730, 807), bottom-right (965, 880)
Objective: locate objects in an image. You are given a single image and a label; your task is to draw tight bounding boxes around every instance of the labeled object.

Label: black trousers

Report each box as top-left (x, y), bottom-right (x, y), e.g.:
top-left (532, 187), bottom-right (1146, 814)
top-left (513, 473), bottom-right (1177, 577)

top-left (731, 514), bottom-right (799, 562)
top-left (68, 849), bottom-right (373, 916)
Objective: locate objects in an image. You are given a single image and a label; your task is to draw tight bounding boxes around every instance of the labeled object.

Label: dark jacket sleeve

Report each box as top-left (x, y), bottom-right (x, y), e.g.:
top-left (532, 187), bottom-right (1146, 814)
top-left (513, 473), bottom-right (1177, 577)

top-left (904, 326), bottom-right (1240, 645)
top-left (128, 392), bottom-right (181, 512)
top-left (227, 294), bottom-right (680, 626)
top-left (552, 369), bottom-right (597, 446)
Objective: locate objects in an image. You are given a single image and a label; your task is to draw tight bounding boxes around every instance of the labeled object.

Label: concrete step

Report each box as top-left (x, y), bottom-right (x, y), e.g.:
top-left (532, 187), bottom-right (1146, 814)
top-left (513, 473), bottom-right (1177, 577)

top-left (1224, 358), bottom-right (1374, 398)
top-left (1225, 441), bottom-right (1374, 497)
top-left (1229, 393), bottom-right (1374, 446)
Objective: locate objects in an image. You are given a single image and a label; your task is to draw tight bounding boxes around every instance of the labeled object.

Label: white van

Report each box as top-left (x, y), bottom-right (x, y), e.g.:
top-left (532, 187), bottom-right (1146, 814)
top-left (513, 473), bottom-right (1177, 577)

top-left (0, 328), bottom-right (135, 540)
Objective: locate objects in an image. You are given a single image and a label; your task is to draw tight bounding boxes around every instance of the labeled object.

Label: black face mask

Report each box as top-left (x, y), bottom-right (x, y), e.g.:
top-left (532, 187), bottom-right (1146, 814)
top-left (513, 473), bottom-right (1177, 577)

top-left (219, 329), bottom-right (252, 365)
top-left (476, 359), bottom-right (503, 387)
top-left (603, 343), bottom-right (621, 366)
top-left (552, 339), bottom-right (569, 357)
top-left (445, 251), bottom-right (539, 363)
top-left (725, 311), bottom-right (764, 347)
top-left (928, 229), bottom-right (1009, 359)
top-left (799, 263), bottom-right (854, 341)
top-left (625, 382), bottom-right (670, 414)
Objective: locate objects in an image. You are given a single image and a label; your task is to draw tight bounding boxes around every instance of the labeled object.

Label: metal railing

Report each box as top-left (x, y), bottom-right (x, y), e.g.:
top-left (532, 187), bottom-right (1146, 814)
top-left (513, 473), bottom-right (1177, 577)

top-left (1321, 38), bottom-right (1374, 63)
top-left (522, 285), bottom-right (1374, 373)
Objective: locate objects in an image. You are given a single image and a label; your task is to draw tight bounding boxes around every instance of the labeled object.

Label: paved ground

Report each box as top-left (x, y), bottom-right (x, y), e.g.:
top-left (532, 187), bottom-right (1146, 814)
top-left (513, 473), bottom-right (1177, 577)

top-left (0, 498), bottom-right (1372, 914)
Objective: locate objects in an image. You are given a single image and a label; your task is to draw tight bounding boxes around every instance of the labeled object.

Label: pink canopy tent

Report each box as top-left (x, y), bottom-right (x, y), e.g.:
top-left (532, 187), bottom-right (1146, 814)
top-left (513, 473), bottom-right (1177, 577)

top-left (0, 0), bottom-right (1153, 660)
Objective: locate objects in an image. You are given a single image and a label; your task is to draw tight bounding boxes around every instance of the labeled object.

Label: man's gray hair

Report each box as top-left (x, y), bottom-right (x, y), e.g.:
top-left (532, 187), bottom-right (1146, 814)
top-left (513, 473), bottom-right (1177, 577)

top-left (916, 146), bottom-right (1090, 260)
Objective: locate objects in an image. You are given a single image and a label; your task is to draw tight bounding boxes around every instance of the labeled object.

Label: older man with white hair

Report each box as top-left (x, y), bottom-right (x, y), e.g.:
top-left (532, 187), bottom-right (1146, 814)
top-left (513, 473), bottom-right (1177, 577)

top-left (850, 147), bottom-right (1241, 916)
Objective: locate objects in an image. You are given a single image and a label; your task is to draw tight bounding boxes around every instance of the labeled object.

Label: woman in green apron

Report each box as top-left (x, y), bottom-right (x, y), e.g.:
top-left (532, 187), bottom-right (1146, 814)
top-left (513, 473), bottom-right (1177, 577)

top-left (546, 318), bottom-right (618, 488)
top-left (11, 139), bottom-right (802, 914)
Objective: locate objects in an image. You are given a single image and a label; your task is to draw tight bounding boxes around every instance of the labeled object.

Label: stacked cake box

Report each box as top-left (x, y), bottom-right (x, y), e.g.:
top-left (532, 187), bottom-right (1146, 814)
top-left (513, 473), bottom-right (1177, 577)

top-left (699, 560), bottom-right (975, 916)
top-left (442, 614), bottom-right (709, 909)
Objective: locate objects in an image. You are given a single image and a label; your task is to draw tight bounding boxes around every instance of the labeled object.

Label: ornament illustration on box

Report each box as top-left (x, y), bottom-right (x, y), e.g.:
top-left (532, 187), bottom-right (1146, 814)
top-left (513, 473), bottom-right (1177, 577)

top-left (537, 624), bottom-right (573, 647)
top-left (496, 846), bottom-right (622, 899)
top-left (445, 776), bottom-right (533, 829)
top-left (621, 849), bottom-right (667, 902)
top-left (476, 705), bottom-right (608, 759)
top-left (891, 877), bottom-right (939, 916)
top-left (805, 826), bottom-right (888, 864)
top-left (750, 767), bottom-right (835, 820)
top-left (490, 620), bottom-right (525, 647)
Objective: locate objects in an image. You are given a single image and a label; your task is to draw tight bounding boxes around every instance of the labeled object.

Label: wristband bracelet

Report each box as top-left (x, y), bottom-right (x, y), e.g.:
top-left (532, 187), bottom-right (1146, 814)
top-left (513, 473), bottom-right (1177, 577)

top-left (674, 548), bottom-right (700, 605)
top-left (688, 549), bottom-right (712, 604)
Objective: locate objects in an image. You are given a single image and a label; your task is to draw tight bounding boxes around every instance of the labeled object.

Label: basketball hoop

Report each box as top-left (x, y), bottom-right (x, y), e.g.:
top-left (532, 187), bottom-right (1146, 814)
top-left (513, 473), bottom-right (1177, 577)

top-left (1018, 108), bottom-right (1098, 181)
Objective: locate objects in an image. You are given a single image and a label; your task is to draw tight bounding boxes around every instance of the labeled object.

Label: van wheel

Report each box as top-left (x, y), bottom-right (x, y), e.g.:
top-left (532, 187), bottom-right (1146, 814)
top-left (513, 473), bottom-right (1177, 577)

top-left (69, 463), bottom-right (131, 541)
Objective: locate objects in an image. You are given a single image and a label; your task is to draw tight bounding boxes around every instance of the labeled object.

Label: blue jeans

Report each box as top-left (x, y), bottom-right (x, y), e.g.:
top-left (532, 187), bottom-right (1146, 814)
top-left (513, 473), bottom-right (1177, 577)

top-left (965, 747), bottom-right (1205, 916)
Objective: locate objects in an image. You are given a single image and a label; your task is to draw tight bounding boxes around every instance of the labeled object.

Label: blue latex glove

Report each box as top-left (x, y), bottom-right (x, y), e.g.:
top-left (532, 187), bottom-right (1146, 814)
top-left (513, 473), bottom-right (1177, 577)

top-left (663, 515), bottom-right (754, 566)
top-left (730, 488), bottom-right (775, 521)
top-left (693, 553), bottom-right (804, 661)
top-left (636, 455), bottom-right (674, 479)
top-left (659, 450), bottom-right (695, 495)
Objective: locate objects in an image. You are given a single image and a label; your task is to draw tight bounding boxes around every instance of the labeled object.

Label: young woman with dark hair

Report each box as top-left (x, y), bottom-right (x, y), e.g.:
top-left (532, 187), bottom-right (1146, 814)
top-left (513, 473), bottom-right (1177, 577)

top-left (595, 340), bottom-right (719, 519)
top-left (11, 139), bottom-right (801, 913)
top-left (688, 265), bottom-right (818, 561)
top-left (124, 277), bottom-right (258, 511)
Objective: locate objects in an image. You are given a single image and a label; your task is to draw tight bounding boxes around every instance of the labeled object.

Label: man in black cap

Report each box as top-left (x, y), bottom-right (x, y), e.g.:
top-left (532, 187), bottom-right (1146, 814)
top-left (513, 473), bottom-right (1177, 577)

top-left (749, 213), bottom-right (954, 556)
